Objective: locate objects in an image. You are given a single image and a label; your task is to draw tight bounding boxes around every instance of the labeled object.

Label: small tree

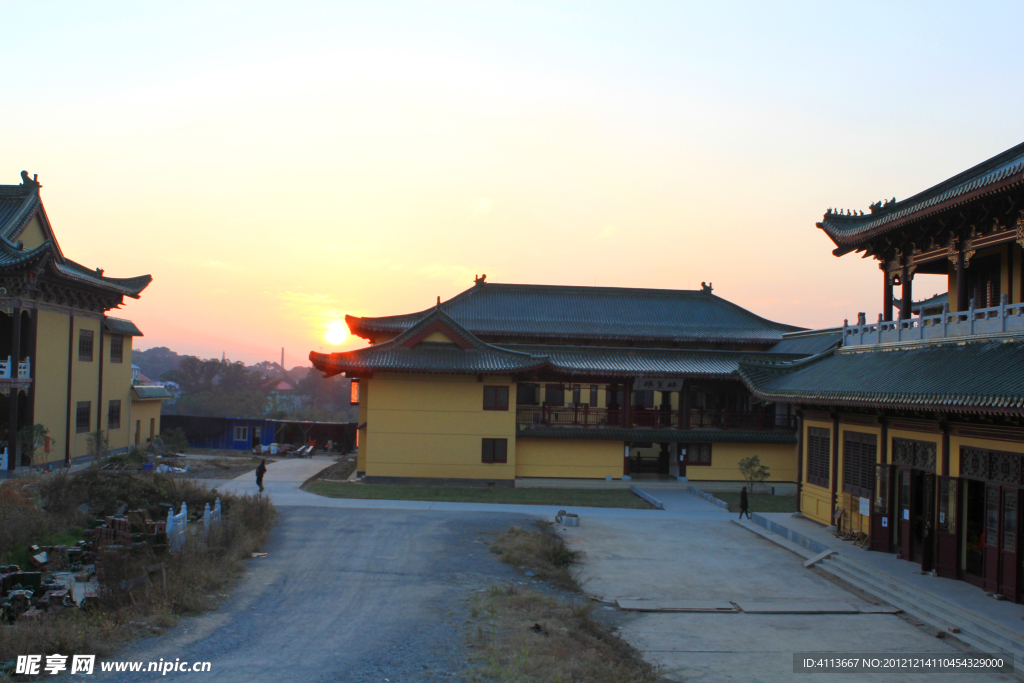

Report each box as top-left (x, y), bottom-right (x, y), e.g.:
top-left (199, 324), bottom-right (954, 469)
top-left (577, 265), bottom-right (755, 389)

top-left (87, 429), bottom-right (110, 462)
top-left (739, 455), bottom-right (770, 495)
top-left (18, 424), bottom-right (52, 468)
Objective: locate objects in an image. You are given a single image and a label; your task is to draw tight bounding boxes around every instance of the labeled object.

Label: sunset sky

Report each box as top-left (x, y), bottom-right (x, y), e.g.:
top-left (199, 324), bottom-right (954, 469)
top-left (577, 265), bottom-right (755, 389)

top-left (4, 2), bottom-right (1023, 366)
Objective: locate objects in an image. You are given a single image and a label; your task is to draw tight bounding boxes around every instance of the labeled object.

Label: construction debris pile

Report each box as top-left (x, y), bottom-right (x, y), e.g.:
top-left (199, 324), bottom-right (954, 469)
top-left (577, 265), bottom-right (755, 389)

top-left (0, 508), bottom-right (178, 623)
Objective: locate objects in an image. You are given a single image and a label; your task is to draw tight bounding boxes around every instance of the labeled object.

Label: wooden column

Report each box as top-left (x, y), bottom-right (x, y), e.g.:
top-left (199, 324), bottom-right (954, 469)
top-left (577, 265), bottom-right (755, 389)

top-left (65, 315), bottom-right (74, 466)
top-left (941, 422), bottom-right (950, 477)
top-left (795, 411), bottom-right (804, 501)
top-left (883, 272), bottom-right (894, 321)
top-left (899, 266), bottom-right (913, 320)
top-left (7, 308), bottom-right (20, 469)
top-left (623, 379), bottom-right (633, 428)
top-left (956, 250), bottom-right (969, 312)
top-left (678, 381), bottom-right (688, 429)
top-left (830, 414), bottom-right (840, 522)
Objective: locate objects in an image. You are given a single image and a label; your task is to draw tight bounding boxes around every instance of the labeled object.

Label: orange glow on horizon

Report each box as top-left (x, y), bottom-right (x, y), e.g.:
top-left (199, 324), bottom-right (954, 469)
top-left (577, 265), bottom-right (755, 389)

top-left (325, 321), bottom-right (349, 345)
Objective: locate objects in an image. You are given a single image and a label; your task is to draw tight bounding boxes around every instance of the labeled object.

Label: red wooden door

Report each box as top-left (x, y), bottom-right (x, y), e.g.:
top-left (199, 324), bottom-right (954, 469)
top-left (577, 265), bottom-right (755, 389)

top-left (935, 477), bottom-right (959, 579)
top-left (871, 464), bottom-right (893, 553)
top-left (984, 483), bottom-right (1001, 592)
top-left (899, 468), bottom-right (912, 560)
top-left (999, 489), bottom-right (1019, 601)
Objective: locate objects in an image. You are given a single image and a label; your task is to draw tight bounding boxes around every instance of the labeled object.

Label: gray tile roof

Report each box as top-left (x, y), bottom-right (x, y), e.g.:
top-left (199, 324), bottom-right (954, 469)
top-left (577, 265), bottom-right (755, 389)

top-left (105, 317), bottom-right (144, 336)
top-left (767, 329), bottom-right (843, 355)
top-left (818, 141), bottom-right (1024, 248)
top-left (310, 308), bottom-right (549, 376)
top-left (499, 344), bottom-right (796, 378)
top-left (739, 335), bottom-right (1024, 413)
top-left (132, 385), bottom-right (172, 400)
top-left (347, 281), bottom-right (802, 345)
top-left (517, 425), bottom-right (796, 444)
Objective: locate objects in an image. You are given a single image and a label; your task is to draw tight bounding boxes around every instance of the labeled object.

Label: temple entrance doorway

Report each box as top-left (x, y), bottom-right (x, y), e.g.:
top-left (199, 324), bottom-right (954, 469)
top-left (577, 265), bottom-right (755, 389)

top-left (963, 478), bottom-right (986, 587)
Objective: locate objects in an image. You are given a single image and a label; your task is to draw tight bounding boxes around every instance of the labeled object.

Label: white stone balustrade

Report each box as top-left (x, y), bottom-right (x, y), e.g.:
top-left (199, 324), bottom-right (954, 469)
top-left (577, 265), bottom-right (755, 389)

top-left (843, 294), bottom-right (1024, 347)
top-left (0, 356), bottom-right (31, 379)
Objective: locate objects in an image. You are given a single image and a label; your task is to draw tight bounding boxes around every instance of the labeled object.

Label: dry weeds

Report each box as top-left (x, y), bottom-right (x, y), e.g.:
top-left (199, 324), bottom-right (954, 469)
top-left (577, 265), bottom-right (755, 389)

top-left (467, 585), bottom-right (661, 683)
top-left (490, 521), bottom-right (582, 592)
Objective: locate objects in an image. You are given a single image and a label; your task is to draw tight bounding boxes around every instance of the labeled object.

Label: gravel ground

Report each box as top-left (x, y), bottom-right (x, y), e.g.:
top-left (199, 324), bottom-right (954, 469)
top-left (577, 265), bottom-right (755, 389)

top-left (74, 508), bottom-right (537, 682)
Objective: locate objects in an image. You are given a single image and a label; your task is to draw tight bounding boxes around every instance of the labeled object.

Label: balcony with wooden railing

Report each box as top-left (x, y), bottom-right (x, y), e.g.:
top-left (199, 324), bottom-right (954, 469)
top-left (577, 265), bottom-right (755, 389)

top-left (516, 404), bottom-right (796, 431)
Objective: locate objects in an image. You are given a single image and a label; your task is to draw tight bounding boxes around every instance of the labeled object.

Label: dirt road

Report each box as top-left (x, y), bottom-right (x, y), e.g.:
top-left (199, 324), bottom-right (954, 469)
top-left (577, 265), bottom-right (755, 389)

top-left (88, 508), bottom-right (530, 682)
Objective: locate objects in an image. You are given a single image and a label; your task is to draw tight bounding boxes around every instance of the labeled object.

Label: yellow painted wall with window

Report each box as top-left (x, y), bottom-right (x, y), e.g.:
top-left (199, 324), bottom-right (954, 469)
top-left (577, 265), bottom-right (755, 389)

top-left (129, 398), bottom-right (163, 448)
top-left (363, 372), bottom-right (516, 480)
top-left (32, 310), bottom-right (70, 465)
top-left (514, 438), bottom-right (623, 478)
top-left (69, 316), bottom-right (103, 460)
top-left (101, 332), bottom-right (133, 452)
top-left (800, 419), bottom-right (833, 525)
top-left (686, 442), bottom-right (797, 483)
top-left (837, 423), bottom-right (883, 536)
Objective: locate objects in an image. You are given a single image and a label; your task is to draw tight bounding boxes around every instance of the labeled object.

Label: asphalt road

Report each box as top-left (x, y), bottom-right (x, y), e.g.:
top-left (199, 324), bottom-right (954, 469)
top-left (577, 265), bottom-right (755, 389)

top-left (87, 508), bottom-right (531, 682)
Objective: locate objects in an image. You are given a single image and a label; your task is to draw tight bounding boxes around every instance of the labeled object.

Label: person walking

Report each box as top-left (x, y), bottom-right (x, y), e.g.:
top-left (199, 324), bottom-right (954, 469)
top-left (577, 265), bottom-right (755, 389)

top-left (256, 458), bottom-right (267, 493)
top-left (739, 486), bottom-right (752, 520)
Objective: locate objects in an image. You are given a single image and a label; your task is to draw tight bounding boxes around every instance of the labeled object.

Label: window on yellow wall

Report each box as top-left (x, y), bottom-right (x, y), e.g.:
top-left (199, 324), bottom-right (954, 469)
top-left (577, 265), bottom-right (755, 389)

top-left (76, 402), bottom-right (91, 433)
top-left (110, 335), bottom-right (124, 363)
top-left (544, 384), bottom-right (564, 406)
top-left (350, 380), bottom-right (359, 405)
top-left (807, 427), bottom-right (831, 488)
top-left (482, 438), bottom-right (507, 463)
top-left (589, 385), bottom-right (598, 407)
top-left (483, 386), bottom-right (509, 411)
top-left (108, 400), bottom-right (121, 430)
top-left (79, 330), bottom-right (94, 362)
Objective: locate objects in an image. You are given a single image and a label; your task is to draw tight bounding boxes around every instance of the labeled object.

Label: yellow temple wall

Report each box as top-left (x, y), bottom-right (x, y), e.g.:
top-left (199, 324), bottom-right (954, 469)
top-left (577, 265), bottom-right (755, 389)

top-left (363, 373), bottom-right (516, 480)
top-left (686, 442), bottom-right (797, 482)
top-left (514, 438), bottom-right (623, 479)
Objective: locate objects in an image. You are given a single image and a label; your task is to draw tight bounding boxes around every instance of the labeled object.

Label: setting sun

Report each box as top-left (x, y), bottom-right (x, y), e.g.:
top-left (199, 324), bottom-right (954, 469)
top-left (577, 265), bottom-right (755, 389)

top-left (325, 321), bottom-right (349, 345)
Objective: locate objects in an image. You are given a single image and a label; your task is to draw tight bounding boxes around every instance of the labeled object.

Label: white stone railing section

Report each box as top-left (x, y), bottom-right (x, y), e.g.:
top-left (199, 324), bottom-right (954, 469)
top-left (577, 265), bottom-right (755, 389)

top-left (0, 356), bottom-right (30, 379)
top-left (166, 502), bottom-right (188, 552)
top-left (203, 498), bottom-right (222, 535)
top-left (843, 294), bottom-right (1024, 347)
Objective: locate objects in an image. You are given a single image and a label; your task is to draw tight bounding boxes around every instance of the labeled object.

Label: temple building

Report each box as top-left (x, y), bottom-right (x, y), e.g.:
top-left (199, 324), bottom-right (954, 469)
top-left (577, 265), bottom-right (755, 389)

top-left (0, 171), bottom-right (168, 473)
top-left (311, 279), bottom-right (835, 486)
top-left (739, 141), bottom-right (1024, 600)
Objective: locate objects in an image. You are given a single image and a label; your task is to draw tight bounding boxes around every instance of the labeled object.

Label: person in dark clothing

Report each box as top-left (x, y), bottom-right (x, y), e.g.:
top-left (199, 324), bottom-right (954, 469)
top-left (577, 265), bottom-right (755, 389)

top-left (739, 486), bottom-right (752, 519)
top-left (255, 459), bottom-right (267, 493)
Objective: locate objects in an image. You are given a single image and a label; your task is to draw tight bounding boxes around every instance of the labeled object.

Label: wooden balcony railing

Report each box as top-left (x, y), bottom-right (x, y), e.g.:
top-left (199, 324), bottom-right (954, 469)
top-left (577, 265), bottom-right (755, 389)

top-left (516, 405), bottom-right (796, 431)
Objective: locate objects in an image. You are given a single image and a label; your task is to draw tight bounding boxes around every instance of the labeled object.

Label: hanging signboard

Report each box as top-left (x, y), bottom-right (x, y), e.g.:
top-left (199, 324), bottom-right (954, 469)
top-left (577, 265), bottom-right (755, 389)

top-left (633, 377), bottom-right (684, 392)
top-left (859, 496), bottom-right (870, 516)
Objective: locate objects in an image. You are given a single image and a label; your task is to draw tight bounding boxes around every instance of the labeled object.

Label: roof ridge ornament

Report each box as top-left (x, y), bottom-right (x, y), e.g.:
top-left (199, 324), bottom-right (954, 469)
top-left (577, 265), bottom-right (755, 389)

top-left (19, 171), bottom-right (40, 192)
top-left (701, 282), bottom-right (713, 294)
top-left (474, 273), bottom-right (487, 286)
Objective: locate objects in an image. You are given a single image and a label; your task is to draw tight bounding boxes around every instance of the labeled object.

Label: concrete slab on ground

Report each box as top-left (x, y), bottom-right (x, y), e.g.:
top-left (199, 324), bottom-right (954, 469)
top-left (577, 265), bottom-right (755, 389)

top-left (616, 599), bottom-right (736, 612)
top-left (565, 517), bottom-right (1014, 682)
top-left (734, 600), bottom-right (861, 614)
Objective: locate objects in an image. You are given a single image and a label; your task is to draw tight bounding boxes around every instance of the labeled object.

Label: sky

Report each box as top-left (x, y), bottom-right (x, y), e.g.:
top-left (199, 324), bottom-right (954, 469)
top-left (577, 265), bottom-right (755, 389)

top-left (3, 1), bottom-right (1022, 365)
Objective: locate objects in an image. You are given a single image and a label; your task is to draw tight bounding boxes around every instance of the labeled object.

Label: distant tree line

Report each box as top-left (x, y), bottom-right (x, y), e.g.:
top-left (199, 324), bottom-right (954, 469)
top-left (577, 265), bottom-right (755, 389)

top-left (135, 348), bottom-right (356, 422)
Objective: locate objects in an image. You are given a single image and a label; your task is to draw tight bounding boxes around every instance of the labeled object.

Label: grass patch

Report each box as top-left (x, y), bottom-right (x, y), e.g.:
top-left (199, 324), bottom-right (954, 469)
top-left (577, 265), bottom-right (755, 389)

top-left (308, 457), bottom-right (357, 483)
top-left (490, 521), bottom-right (582, 592)
top-left (467, 585), bottom-right (661, 683)
top-left (715, 491), bottom-right (797, 513)
top-left (303, 482), bottom-right (654, 509)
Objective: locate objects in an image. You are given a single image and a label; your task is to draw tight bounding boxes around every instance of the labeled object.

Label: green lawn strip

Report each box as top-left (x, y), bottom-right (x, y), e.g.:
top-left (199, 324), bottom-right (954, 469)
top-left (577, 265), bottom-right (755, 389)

top-left (715, 492), bottom-right (797, 513)
top-left (303, 481), bottom-right (654, 509)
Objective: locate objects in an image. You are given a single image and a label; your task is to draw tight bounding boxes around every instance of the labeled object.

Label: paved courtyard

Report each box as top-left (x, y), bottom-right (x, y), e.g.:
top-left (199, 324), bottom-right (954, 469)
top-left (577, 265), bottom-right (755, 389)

top-left (563, 513), bottom-right (1017, 682)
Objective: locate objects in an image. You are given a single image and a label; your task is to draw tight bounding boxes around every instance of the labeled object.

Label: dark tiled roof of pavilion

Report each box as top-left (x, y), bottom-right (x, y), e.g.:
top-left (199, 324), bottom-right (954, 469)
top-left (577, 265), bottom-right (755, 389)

top-left (310, 308), bottom-right (549, 376)
top-left (817, 141), bottom-right (1024, 250)
top-left (105, 317), bottom-right (144, 336)
top-left (0, 172), bottom-right (152, 298)
top-left (498, 344), bottom-right (799, 378)
top-left (346, 281), bottom-right (803, 345)
top-left (517, 425), bottom-right (796, 444)
top-left (132, 385), bottom-right (172, 400)
top-left (766, 328), bottom-right (843, 356)
top-left (738, 335), bottom-right (1024, 413)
